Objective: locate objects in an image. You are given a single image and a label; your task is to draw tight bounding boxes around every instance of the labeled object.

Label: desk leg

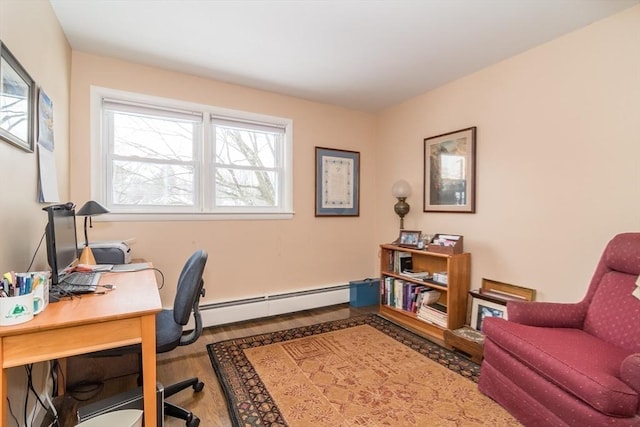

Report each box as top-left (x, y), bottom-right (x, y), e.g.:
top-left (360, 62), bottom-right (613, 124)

top-left (141, 314), bottom-right (157, 427)
top-left (57, 359), bottom-right (67, 396)
top-left (1, 340), bottom-right (5, 427)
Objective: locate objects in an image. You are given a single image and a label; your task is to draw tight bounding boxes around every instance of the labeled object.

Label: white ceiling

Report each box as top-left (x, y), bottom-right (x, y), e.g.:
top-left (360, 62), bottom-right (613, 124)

top-left (50, 0), bottom-right (638, 112)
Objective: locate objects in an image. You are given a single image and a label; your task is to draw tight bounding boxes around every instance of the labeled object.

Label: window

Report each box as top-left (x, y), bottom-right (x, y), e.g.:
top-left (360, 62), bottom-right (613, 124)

top-left (92, 88), bottom-right (293, 219)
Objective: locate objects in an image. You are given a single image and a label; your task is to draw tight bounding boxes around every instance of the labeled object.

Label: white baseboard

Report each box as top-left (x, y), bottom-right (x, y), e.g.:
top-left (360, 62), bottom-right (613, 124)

top-left (193, 284), bottom-right (350, 328)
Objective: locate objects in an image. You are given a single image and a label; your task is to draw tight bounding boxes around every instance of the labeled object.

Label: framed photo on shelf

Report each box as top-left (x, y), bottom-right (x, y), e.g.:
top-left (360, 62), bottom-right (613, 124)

top-left (423, 127), bottom-right (476, 213)
top-left (470, 295), bottom-right (507, 332)
top-left (0, 41), bottom-right (36, 153)
top-left (315, 147), bottom-right (360, 216)
top-left (397, 229), bottom-right (421, 248)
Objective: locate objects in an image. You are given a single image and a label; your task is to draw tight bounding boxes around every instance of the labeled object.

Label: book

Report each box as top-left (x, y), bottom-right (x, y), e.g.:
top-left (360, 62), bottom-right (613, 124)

top-left (399, 270), bottom-right (431, 280)
top-left (396, 252), bottom-right (413, 273)
top-left (416, 301), bottom-right (448, 327)
top-left (432, 272), bottom-right (448, 285)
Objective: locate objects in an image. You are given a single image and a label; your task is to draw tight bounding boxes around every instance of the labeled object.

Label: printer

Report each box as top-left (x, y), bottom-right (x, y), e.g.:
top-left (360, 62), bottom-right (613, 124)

top-left (80, 240), bottom-right (132, 264)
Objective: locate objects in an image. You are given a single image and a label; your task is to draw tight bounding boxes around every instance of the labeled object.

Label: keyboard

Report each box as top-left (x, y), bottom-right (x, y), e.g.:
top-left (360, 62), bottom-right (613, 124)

top-left (57, 272), bottom-right (101, 293)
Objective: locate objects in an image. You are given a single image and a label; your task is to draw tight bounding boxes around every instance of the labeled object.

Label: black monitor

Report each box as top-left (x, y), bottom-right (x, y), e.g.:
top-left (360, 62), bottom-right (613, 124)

top-left (44, 203), bottom-right (79, 285)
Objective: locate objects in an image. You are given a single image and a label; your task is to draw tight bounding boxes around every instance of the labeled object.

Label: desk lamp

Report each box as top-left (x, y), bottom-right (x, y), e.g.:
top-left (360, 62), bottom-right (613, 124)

top-left (392, 179), bottom-right (411, 230)
top-left (76, 200), bottom-right (109, 265)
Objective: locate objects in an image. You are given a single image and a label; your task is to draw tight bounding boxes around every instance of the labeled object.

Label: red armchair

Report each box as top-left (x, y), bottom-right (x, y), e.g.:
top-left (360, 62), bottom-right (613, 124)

top-left (478, 232), bottom-right (640, 426)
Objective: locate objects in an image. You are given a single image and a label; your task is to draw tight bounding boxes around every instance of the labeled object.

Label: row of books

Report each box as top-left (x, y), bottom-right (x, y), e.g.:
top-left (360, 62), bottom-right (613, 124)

top-left (390, 251), bottom-right (413, 273)
top-left (382, 277), bottom-right (441, 313)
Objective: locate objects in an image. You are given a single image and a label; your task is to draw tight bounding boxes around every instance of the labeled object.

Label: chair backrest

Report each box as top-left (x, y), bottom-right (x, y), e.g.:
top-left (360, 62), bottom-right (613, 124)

top-left (583, 233), bottom-right (640, 352)
top-left (173, 249), bottom-right (208, 346)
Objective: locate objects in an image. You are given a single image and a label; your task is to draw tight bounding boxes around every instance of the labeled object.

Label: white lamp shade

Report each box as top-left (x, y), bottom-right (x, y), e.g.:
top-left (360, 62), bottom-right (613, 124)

top-left (392, 179), bottom-right (412, 198)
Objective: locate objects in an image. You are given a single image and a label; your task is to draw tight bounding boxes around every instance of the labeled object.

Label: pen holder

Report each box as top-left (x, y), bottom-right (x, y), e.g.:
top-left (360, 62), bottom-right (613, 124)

top-left (0, 293), bottom-right (35, 326)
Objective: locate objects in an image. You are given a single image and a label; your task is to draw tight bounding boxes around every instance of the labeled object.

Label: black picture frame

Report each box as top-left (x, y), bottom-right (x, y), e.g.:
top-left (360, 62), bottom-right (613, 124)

top-left (0, 41), bottom-right (36, 153)
top-left (315, 147), bottom-right (360, 216)
top-left (424, 127), bottom-right (476, 213)
top-left (470, 295), bottom-right (507, 331)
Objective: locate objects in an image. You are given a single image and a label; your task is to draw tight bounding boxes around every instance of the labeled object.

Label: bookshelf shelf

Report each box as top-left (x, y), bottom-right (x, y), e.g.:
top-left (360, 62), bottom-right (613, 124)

top-left (379, 243), bottom-right (471, 342)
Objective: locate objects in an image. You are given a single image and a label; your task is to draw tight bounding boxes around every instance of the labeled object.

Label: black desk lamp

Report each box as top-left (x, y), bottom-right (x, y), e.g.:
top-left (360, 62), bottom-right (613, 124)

top-left (76, 200), bottom-right (109, 265)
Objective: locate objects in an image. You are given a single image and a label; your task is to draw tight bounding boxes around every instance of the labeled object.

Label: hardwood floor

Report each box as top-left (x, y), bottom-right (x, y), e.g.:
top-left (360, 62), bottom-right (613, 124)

top-left (71, 303), bottom-right (377, 427)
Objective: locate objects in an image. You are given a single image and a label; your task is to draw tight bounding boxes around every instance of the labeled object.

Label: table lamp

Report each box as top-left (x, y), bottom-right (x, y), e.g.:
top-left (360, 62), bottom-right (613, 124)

top-left (392, 179), bottom-right (411, 229)
top-left (76, 200), bottom-right (110, 265)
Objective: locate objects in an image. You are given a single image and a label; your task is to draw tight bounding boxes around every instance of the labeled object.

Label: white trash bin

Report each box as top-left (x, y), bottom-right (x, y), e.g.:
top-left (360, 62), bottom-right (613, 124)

top-left (75, 409), bottom-right (143, 427)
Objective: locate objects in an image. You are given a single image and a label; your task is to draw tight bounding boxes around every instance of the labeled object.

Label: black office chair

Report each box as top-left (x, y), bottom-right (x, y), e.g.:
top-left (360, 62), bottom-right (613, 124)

top-left (156, 249), bottom-right (208, 427)
top-left (78, 250), bottom-right (208, 427)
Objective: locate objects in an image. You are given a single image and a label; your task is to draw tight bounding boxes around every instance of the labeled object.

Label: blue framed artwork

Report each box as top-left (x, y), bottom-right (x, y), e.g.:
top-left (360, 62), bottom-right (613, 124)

top-left (315, 147), bottom-right (360, 216)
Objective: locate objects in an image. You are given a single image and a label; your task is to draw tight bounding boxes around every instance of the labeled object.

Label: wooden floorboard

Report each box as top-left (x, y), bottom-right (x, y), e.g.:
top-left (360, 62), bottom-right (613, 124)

top-left (69, 303), bottom-right (377, 427)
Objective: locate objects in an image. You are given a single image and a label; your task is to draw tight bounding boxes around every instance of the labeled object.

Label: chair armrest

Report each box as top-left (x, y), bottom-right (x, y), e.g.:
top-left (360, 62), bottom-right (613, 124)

top-left (506, 300), bottom-right (588, 328)
top-left (620, 354), bottom-right (640, 393)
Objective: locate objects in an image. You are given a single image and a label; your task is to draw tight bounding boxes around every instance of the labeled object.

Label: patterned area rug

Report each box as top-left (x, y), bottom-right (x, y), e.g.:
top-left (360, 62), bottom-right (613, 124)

top-left (207, 314), bottom-right (519, 426)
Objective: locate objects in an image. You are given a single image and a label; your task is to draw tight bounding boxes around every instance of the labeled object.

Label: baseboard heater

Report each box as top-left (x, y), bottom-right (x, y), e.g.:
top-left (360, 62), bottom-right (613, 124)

top-left (198, 283), bottom-right (351, 327)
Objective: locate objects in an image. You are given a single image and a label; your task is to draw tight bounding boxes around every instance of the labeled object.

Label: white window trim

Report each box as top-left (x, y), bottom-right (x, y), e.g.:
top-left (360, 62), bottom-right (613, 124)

top-left (89, 86), bottom-right (294, 221)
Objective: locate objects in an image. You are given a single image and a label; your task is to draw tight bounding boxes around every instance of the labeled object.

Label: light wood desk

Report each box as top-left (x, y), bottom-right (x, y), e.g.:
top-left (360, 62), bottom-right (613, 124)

top-left (0, 268), bottom-right (162, 427)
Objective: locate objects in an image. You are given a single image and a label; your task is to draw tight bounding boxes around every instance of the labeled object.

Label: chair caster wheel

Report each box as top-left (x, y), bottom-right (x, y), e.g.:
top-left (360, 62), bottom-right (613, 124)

top-left (193, 381), bottom-right (204, 392)
top-left (187, 416), bottom-right (200, 427)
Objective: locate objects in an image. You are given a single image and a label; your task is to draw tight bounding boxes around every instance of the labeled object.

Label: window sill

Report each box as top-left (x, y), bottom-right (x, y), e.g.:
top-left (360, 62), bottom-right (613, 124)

top-left (93, 212), bottom-right (295, 222)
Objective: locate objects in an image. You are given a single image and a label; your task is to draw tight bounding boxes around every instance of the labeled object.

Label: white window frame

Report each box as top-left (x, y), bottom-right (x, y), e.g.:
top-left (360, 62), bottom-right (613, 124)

top-left (90, 86), bottom-right (294, 221)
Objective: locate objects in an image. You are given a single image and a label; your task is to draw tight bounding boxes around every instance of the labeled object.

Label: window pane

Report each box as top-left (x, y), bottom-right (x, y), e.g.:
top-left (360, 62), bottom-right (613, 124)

top-left (112, 160), bottom-right (194, 206)
top-left (112, 112), bottom-right (195, 161)
top-left (214, 126), bottom-right (278, 168)
top-left (215, 168), bottom-right (276, 207)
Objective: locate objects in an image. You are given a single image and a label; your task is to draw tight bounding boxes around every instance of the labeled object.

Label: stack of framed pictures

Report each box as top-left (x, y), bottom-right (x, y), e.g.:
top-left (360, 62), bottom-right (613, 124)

top-left (469, 278), bottom-right (536, 331)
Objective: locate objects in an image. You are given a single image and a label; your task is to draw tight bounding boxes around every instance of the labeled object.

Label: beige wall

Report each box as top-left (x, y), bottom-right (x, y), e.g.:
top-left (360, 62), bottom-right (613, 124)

top-left (69, 53), bottom-right (378, 307)
top-left (0, 1), bottom-right (636, 315)
top-left (0, 0), bottom-right (71, 275)
top-left (375, 5), bottom-right (640, 302)
top-left (0, 0), bottom-right (71, 420)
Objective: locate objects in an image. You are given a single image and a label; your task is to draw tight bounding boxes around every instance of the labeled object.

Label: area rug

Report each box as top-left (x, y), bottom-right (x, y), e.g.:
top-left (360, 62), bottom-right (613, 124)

top-left (207, 314), bottom-right (519, 426)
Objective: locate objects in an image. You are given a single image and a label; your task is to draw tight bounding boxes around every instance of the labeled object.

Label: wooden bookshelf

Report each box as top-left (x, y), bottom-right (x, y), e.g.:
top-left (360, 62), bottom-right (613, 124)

top-left (379, 244), bottom-right (471, 342)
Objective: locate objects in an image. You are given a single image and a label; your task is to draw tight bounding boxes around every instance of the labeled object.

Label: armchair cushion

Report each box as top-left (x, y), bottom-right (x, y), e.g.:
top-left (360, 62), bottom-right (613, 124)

top-left (484, 317), bottom-right (638, 417)
top-left (620, 354), bottom-right (640, 393)
top-left (583, 271), bottom-right (640, 352)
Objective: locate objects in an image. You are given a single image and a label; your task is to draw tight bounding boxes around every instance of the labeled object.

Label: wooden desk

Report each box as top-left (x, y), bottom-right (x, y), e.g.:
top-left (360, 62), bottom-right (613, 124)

top-left (0, 268), bottom-right (162, 427)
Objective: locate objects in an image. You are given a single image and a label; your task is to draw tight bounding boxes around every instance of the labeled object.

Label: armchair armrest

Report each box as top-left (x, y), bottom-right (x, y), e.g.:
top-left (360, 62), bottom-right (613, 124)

top-left (506, 300), bottom-right (588, 328)
top-left (620, 354), bottom-right (640, 393)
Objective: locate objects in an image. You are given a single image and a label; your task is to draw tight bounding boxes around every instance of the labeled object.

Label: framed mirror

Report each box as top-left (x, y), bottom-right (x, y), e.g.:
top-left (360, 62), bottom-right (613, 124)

top-left (423, 127), bottom-right (476, 213)
top-left (0, 41), bottom-right (36, 153)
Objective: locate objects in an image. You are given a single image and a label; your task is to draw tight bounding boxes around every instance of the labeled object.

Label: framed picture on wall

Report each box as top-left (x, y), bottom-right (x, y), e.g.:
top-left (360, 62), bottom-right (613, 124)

top-left (424, 127), bottom-right (476, 213)
top-left (0, 41), bottom-right (36, 153)
top-left (315, 147), bottom-right (360, 216)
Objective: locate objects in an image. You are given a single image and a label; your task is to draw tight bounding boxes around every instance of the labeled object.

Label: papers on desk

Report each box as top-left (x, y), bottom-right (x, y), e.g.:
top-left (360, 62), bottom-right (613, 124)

top-left (111, 263), bottom-right (149, 272)
top-left (76, 263), bottom-right (148, 273)
top-left (76, 264), bottom-right (113, 272)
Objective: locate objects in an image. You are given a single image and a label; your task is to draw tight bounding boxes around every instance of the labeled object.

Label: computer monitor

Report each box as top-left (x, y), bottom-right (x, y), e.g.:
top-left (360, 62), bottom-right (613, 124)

top-left (44, 204), bottom-right (79, 285)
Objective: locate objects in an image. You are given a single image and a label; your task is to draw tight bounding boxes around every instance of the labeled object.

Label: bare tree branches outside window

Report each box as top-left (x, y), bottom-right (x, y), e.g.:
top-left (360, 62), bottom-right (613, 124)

top-left (101, 98), bottom-right (290, 214)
